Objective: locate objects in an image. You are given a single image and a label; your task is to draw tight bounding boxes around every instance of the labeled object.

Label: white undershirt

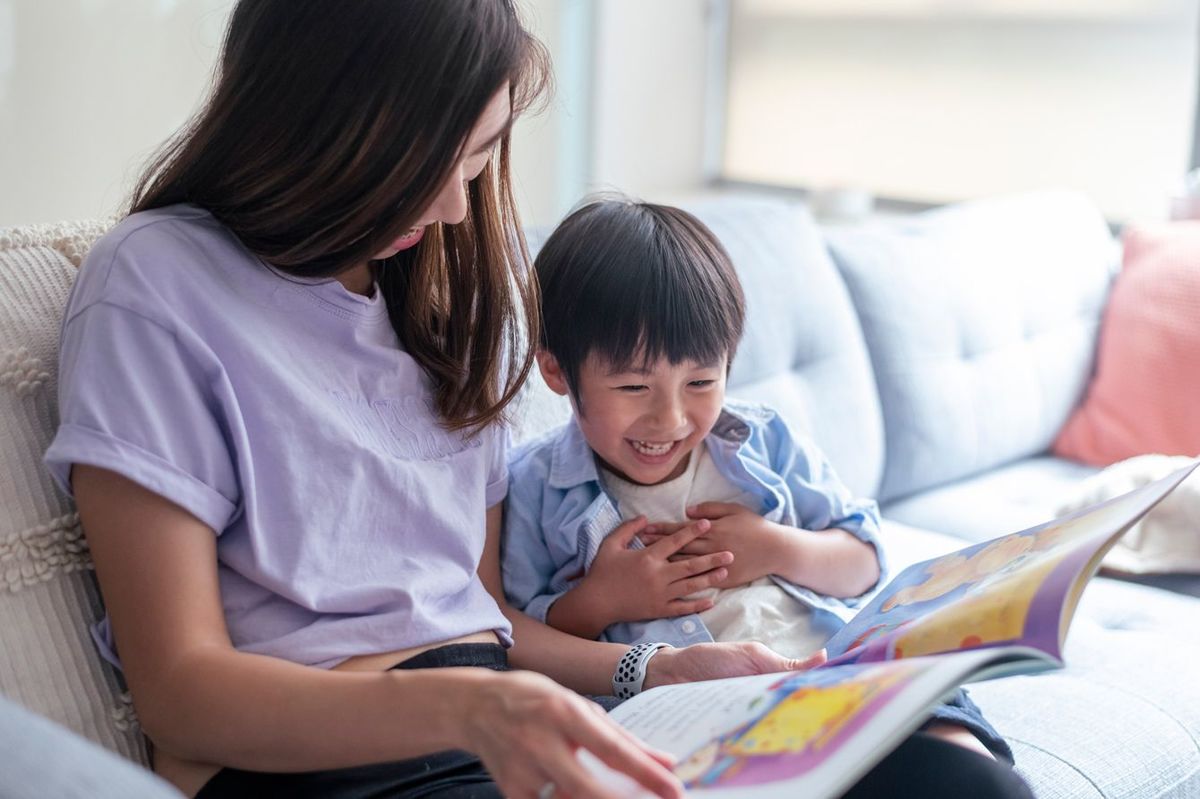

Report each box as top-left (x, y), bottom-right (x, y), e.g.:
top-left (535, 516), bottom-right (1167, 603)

top-left (601, 443), bottom-right (829, 659)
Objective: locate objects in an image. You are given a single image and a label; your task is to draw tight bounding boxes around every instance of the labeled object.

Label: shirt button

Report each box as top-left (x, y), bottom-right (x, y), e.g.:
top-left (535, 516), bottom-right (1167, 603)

top-left (681, 620), bottom-right (697, 634)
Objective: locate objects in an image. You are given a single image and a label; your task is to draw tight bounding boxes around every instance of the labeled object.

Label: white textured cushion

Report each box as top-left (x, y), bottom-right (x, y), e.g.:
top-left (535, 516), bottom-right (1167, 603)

top-left (0, 220), bottom-right (147, 765)
top-left (1056, 455), bottom-right (1200, 574)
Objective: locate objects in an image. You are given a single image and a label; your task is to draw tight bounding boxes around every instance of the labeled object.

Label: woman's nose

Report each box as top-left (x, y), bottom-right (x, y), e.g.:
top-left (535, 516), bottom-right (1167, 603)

top-left (426, 169), bottom-right (470, 226)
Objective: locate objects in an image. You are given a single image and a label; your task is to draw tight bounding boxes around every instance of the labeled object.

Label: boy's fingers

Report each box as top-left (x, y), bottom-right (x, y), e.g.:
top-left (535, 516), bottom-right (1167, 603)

top-left (670, 568), bottom-right (728, 598)
top-left (669, 551), bottom-right (731, 578)
top-left (650, 519), bottom-right (711, 557)
top-left (667, 552), bottom-right (730, 580)
top-left (608, 516), bottom-right (648, 547)
top-left (644, 521), bottom-right (689, 536)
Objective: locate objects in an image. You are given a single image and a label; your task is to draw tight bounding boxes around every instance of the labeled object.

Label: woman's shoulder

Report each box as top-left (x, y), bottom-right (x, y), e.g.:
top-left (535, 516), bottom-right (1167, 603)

top-left (70, 205), bottom-right (261, 327)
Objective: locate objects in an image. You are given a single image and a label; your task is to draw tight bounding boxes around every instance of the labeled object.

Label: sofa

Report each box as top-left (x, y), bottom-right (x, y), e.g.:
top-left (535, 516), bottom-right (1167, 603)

top-left (1, 190), bottom-right (1198, 797)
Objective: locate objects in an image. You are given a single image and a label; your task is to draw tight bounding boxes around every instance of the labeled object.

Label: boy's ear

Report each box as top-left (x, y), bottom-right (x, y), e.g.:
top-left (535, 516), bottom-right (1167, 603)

top-left (536, 350), bottom-right (570, 397)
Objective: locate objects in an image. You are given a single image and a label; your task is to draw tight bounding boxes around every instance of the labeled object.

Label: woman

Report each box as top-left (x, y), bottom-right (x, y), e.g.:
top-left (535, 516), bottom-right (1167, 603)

top-left (45, 2), bottom-right (801, 797)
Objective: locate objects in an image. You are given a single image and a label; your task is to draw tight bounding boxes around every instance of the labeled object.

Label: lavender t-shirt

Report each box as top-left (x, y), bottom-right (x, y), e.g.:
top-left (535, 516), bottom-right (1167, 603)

top-left (44, 205), bottom-right (513, 668)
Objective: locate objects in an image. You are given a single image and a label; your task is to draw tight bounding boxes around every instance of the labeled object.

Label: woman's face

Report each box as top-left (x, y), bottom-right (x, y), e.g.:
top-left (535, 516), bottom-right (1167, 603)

top-left (371, 87), bottom-right (513, 259)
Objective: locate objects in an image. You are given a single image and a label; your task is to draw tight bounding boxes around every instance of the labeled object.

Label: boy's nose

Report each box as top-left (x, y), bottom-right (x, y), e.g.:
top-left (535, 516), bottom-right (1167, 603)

top-left (647, 397), bottom-right (687, 433)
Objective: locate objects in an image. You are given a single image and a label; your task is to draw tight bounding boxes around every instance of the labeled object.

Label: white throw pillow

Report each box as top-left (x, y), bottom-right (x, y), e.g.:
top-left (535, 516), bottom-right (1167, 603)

top-left (0, 219), bottom-right (148, 765)
top-left (1056, 454), bottom-right (1200, 574)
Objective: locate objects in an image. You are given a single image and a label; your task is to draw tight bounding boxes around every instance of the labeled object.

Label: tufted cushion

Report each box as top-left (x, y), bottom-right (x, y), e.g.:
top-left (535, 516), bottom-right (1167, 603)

top-left (827, 191), bottom-right (1117, 502)
top-left (681, 197), bottom-right (886, 498)
top-left (0, 220), bottom-right (147, 764)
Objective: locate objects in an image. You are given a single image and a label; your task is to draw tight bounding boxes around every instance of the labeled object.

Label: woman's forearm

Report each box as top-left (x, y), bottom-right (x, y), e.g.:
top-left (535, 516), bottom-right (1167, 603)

top-left (143, 645), bottom-right (493, 771)
top-left (501, 599), bottom-right (629, 696)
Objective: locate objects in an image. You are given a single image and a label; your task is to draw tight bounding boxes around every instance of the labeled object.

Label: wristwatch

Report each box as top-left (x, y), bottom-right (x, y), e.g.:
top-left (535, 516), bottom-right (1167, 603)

top-left (612, 642), bottom-right (672, 699)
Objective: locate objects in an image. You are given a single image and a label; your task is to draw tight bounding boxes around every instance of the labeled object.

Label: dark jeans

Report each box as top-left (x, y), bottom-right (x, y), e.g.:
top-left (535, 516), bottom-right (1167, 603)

top-left (197, 644), bottom-right (1031, 799)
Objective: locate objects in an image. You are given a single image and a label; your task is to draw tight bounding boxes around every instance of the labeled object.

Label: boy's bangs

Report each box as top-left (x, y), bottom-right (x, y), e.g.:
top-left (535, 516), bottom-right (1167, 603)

top-left (536, 199), bottom-right (745, 398)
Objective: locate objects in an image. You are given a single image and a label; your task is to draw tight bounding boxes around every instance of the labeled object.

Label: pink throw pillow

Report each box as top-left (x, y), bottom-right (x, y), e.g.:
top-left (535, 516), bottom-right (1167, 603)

top-left (1054, 221), bottom-right (1200, 466)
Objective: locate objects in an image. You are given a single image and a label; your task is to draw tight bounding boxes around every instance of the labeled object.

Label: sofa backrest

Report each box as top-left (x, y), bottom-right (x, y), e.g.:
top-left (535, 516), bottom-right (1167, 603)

top-left (827, 190), bottom-right (1117, 502)
top-left (685, 198), bottom-right (888, 499)
top-left (0, 220), bottom-right (147, 763)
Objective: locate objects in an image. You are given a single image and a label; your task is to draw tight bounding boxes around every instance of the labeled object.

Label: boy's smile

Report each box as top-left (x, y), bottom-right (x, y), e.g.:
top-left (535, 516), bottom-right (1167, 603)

top-left (539, 351), bottom-right (728, 486)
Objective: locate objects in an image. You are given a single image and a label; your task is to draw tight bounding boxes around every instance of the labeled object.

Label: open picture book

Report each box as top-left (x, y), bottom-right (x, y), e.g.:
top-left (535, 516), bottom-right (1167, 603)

top-left (584, 461), bottom-right (1199, 798)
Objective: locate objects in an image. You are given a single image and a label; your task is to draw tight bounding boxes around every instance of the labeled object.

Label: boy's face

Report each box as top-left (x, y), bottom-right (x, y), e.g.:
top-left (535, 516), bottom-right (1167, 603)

top-left (539, 351), bottom-right (728, 486)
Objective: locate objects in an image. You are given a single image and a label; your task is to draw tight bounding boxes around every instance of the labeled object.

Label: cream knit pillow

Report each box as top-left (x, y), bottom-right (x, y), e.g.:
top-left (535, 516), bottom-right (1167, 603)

top-left (1056, 454), bottom-right (1200, 574)
top-left (0, 219), bottom-right (148, 765)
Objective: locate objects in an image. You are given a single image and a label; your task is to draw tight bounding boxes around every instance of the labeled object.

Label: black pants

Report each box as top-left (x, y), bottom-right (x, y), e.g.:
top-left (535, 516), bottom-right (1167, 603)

top-left (197, 644), bottom-right (1032, 799)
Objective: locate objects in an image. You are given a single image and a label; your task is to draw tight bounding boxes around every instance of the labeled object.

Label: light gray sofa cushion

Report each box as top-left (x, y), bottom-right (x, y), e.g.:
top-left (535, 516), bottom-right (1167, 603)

top-left (685, 197), bottom-right (886, 498)
top-left (0, 694), bottom-right (179, 799)
top-left (827, 191), bottom-right (1116, 502)
top-left (883, 455), bottom-right (1100, 543)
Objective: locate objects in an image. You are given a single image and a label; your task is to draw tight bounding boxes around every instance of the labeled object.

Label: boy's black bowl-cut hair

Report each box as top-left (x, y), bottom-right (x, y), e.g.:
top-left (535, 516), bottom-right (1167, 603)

top-left (535, 197), bottom-right (746, 403)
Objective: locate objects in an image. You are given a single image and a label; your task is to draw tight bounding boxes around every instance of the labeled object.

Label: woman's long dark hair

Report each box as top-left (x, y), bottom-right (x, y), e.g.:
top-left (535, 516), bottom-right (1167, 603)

top-left (131, 0), bottom-right (548, 432)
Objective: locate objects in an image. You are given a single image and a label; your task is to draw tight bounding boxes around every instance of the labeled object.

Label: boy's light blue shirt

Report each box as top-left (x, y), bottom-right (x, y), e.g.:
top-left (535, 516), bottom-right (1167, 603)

top-left (502, 399), bottom-right (887, 649)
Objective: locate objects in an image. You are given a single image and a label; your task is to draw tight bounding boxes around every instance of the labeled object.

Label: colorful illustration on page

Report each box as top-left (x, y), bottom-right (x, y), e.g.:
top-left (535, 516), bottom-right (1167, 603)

top-left (829, 517), bottom-right (1086, 663)
top-left (675, 661), bottom-right (917, 790)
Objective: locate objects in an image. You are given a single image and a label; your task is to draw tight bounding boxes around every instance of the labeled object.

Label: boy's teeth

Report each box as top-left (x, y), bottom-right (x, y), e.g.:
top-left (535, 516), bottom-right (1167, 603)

top-left (632, 440), bottom-right (673, 456)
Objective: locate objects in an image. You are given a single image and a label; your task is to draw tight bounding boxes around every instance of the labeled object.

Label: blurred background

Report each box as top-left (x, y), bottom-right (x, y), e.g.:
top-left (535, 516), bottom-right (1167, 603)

top-left (1, 0), bottom-right (1198, 229)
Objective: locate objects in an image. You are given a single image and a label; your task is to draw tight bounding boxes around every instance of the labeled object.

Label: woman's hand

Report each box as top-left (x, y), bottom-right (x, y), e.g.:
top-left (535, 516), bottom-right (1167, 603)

top-left (642, 641), bottom-right (826, 691)
top-left (461, 669), bottom-right (683, 799)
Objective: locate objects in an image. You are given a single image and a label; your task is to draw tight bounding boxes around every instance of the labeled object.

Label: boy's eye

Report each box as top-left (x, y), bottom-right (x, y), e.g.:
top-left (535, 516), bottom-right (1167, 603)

top-left (689, 380), bottom-right (717, 388)
top-left (616, 384), bottom-right (647, 393)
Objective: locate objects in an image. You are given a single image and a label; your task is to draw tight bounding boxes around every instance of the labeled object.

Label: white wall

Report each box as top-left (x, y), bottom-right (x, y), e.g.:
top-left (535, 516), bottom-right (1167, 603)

top-left (0, 0), bottom-right (712, 230)
top-left (512, 0), bottom-right (714, 228)
top-left (587, 0), bottom-right (710, 203)
top-left (0, 0), bottom-right (233, 227)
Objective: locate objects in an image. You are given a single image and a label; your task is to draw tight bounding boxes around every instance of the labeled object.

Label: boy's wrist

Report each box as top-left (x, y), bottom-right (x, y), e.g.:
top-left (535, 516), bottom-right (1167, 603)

top-left (761, 521), bottom-right (814, 585)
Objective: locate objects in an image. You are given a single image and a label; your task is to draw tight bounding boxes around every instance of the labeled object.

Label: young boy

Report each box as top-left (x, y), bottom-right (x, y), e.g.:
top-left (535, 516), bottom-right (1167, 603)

top-left (503, 200), bottom-right (884, 661)
top-left (502, 198), bottom-right (1015, 766)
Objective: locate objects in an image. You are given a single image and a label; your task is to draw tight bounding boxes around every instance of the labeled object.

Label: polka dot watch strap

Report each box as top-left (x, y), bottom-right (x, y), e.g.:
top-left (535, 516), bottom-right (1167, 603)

top-left (612, 642), bottom-right (672, 699)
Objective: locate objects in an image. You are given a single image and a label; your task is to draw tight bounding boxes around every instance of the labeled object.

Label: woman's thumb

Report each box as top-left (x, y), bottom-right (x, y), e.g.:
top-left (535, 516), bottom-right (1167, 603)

top-left (787, 649), bottom-right (827, 672)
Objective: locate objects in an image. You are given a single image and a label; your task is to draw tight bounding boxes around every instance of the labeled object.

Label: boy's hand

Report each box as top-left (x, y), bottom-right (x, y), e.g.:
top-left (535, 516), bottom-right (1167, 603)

top-left (580, 516), bottom-right (734, 626)
top-left (641, 503), bottom-right (794, 589)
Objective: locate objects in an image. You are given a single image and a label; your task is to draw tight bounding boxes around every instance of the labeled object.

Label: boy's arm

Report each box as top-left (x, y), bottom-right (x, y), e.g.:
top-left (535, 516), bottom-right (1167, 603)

top-left (764, 410), bottom-right (886, 600)
top-left (759, 521), bottom-right (880, 598)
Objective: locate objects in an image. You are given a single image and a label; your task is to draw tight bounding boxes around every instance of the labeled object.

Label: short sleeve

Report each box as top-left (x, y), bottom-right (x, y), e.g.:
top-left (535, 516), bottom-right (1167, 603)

top-left (484, 423), bottom-right (510, 508)
top-left (44, 301), bottom-right (240, 534)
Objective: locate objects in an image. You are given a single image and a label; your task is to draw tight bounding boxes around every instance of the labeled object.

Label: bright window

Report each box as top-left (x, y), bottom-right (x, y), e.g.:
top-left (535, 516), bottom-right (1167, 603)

top-left (721, 0), bottom-right (1200, 221)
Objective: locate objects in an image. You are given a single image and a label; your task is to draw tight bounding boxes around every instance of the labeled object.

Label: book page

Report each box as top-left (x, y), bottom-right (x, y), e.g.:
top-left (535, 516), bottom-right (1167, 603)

top-left (593, 648), bottom-right (1043, 798)
top-left (826, 463), bottom-right (1198, 666)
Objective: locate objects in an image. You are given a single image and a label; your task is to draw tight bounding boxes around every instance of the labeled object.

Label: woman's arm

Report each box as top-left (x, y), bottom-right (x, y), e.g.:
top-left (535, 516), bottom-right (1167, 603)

top-left (76, 464), bottom-right (484, 770)
top-left (479, 505), bottom-right (820, 695)
top-left (75, 465), bottom-right (682, 799)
